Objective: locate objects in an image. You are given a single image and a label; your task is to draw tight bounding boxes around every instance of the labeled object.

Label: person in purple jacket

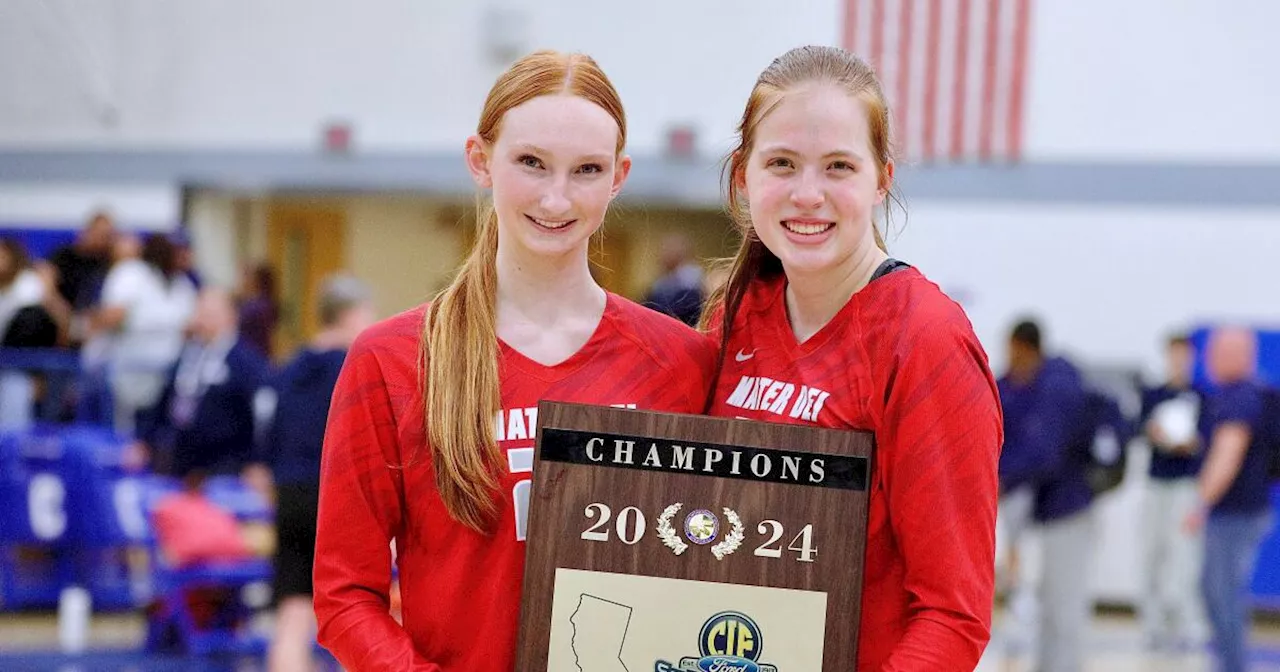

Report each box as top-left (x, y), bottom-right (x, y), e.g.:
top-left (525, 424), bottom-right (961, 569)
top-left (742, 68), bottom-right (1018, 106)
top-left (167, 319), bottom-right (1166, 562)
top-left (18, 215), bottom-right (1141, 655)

top-left (997, 318), bottom-right (1094, 672)
top-left (1186, 326), bottom-right (1273, 672)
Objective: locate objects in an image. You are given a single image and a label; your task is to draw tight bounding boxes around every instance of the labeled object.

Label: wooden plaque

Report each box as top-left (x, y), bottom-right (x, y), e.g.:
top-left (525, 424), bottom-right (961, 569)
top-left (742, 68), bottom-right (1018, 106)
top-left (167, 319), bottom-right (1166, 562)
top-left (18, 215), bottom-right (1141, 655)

top-left (515, 401), bottom-right (874, 672)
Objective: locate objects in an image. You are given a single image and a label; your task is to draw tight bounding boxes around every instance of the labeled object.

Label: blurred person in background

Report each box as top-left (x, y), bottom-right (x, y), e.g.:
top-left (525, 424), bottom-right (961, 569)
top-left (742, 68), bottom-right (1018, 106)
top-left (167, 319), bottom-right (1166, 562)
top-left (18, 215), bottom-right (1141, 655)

top-left (49, 210), bottom-right (115, 323)
top-left (1187, 326), bottom-right (1272, 672)
top-left (77, 230), bottom-right (164, 315)
top-left (701, 46), bottom-right (1002, 670)
top-left (128, 287), bottom-right (270, 476)
top-left (251, 274), bottom-right (374, 672)
top-left (313, 50), bottom-right (714, 671)
top-left (146, 454), bottom-right (260, 654)
top-left (237, 262), bottom-right (280, 360)
top-left (998, 318), bottom-right (1094, 672)
top-left (93, 233), bottom-right (198, 433)
top-left (0, 238), bottom-right (69, 344)
top-left (78, 232), bottom-right (142, 346)
top-left (642, 232), bottom-right (704, 326)
top-left (0, 238), bottom-right (72, 425)
top-left (76, 232), bottom-right (143, 424)
top-left (1138, 332), bottom-right (1207, 651)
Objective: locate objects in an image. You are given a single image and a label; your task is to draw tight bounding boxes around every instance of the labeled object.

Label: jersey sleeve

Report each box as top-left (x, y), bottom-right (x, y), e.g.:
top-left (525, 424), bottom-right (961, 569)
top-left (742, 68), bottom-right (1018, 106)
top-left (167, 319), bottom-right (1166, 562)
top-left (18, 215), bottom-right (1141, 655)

top-left (876, 316), bottom-right (1003, 670)
top-left (313, 332), bottom-right (440, 671)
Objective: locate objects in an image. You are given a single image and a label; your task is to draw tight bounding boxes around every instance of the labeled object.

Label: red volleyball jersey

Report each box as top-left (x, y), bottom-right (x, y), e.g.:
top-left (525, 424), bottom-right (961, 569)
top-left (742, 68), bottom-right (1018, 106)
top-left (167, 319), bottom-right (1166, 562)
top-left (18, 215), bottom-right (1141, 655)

top-left (707, 268), bottom-right (1003, 671)
top-left (314, 295), bottom-right (715, 671)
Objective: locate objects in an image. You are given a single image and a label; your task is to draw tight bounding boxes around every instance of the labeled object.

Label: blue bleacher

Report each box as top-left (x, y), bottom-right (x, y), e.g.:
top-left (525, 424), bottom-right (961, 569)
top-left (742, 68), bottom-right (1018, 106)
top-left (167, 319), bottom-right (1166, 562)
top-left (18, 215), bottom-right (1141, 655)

top-left (0, 347), bottom-right (276, 654)
top-left (0, 426), bottom-right (76, 610)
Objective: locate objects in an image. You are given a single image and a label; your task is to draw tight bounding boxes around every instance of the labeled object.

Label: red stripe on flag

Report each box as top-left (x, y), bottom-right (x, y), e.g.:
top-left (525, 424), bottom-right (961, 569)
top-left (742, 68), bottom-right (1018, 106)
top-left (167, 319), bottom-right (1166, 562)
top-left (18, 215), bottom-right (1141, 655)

top-left (896, 0), bottom-right (915, 159)
top-left (978, 0), bottom-right (1002, 161)
top-left (922, 0), bottom-right (941, 162)
top-left (1008, 0), bottom-right (1031, 161)
top-left (870, 0), bottom-right (885, 68)
top-left (949, 0), bottom-right (972, 161)
top-left (844, 0), bottom-right (859, 52)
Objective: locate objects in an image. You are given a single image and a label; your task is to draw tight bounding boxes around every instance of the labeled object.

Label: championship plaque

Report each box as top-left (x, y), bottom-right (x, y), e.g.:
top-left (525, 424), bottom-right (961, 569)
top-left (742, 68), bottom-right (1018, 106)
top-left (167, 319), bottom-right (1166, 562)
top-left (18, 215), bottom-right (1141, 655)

top-left (515, 401), bottom-right (874, 671)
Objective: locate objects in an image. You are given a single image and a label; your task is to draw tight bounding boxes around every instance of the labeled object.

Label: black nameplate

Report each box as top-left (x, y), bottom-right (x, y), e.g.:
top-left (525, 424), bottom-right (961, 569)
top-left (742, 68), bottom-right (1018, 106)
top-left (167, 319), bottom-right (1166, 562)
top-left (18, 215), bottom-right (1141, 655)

top-left (539, 428), bottom-right (868, 491)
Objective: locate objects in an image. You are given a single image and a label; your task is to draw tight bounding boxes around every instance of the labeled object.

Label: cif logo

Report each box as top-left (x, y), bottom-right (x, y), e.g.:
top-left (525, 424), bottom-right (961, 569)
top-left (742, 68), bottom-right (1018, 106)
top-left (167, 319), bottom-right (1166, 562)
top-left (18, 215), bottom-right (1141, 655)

top-left (654, 611), bottom-right (777, 672)
top-left (699, 612), bottom-right (762, 661)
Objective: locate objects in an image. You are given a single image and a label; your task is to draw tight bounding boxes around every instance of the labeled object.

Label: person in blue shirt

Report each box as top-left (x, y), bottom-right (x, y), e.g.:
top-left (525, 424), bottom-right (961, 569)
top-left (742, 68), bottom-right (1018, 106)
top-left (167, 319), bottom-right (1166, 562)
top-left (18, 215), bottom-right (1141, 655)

top-left (1137, 332), bottom-right (1207, 650)
top-left (997, 319), bottom-right (1093, 672)
top-left (247, 274), bottom-right (374, 672)
top-left (1186, 326), bottom-right (1273, 672)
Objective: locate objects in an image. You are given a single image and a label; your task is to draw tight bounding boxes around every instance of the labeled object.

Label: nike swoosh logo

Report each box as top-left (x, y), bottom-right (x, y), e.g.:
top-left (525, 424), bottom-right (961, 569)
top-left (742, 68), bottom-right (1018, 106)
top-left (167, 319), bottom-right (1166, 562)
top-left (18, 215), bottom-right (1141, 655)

top-left (735, 349), bottom-right (756, 362)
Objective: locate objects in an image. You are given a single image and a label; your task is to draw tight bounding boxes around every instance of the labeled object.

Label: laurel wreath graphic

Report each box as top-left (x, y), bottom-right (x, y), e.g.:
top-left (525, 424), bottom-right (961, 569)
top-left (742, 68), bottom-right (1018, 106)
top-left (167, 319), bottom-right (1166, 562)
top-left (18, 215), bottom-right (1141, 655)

top-left (656, 503), bottom-right (689, 555)
top-left (711, 508), bottom-right (744, 560)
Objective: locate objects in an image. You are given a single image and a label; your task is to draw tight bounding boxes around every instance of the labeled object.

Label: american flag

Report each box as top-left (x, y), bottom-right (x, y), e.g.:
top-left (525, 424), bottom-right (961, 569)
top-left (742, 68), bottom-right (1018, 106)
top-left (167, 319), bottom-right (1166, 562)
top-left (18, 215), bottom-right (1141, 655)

top-left (843, 0), bottom-right (1033, 164)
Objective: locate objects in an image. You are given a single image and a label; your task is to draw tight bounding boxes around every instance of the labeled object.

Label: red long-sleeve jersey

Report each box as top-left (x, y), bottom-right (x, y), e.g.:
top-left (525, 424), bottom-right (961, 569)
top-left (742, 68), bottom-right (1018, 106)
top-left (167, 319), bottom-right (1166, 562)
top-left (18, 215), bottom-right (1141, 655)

top-left (707, 267), bottom-right (1003, 671)
top-left (314, 295), bottom-right (715, 671)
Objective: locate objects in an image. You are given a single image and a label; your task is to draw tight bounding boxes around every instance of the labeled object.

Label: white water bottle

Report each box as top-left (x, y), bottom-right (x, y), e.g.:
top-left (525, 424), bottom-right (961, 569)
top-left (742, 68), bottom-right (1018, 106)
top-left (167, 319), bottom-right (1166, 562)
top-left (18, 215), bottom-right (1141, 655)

top-left (57, 586), bottom-right (91, 654)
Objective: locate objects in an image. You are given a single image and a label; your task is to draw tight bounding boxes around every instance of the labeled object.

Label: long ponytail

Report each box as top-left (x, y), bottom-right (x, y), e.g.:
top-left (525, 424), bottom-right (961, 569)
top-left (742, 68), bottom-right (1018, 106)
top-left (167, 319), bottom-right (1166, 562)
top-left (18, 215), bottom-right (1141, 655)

top-left (422, 206), bottom-right (502, 531)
